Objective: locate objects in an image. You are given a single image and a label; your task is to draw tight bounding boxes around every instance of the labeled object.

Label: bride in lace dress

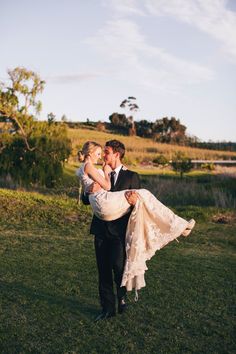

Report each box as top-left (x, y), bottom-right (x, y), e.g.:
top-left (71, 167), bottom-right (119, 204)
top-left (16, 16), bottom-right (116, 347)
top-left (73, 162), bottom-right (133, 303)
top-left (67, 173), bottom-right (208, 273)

top-left (76, 141), bottom-right (195, 293)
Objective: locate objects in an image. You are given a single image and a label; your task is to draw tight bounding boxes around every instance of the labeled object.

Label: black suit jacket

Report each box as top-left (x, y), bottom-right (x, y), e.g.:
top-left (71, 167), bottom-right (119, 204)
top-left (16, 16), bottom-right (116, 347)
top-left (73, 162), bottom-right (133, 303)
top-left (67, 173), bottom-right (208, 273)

top-left (82, 167), bottom-right (141, 236)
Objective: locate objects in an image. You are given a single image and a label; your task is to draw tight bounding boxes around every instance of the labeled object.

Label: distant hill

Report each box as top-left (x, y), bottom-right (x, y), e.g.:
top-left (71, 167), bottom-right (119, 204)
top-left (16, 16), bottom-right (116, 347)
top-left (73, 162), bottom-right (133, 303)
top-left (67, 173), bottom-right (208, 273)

top-left (67, 127), bottom-right (236, 165)
top-left (66, 121), bottom-right (236, 152)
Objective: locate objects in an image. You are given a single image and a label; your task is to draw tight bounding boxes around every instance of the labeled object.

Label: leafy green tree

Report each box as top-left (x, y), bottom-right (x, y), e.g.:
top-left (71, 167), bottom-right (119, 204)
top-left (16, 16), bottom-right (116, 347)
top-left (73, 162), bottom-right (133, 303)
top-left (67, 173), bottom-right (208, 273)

top-left (0, 129), bottom-right (71, 187)
top-left (0, 67), bottom-right (71, 187)
top-left (0, 67), bottom-right (45, 151)
top-left (171, 152), bottom-right (193, 178)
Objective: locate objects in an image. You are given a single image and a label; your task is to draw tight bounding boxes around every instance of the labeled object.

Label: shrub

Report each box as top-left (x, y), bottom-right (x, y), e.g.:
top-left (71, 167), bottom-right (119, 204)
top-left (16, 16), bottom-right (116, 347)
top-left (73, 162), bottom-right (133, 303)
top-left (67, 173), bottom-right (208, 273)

top-left (153, 154), bottom-right (169, 166)
top-left (171, 152), bottom-right (193, 177)
top-left (201, 163), bottom-right (215, 171)
top-left (0, 134), bottom-right (71, 188)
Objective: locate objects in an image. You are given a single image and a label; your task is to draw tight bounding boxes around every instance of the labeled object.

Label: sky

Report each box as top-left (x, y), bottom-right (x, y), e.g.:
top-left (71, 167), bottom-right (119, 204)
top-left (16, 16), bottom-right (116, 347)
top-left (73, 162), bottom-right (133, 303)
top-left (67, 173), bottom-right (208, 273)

top-left (1, 0), bottom-right (236, 141)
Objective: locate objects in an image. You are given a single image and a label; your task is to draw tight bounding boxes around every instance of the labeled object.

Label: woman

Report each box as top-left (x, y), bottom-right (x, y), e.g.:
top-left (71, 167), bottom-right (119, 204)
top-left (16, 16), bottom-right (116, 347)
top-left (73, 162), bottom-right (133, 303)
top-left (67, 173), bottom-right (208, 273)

top-left (76, 141), bottom-right (195, 293)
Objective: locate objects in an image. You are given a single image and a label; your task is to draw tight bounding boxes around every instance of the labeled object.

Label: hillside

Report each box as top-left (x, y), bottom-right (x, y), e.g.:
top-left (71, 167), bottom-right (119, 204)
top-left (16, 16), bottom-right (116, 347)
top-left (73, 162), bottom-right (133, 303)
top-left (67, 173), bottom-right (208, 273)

top-left (68, 128), bottom-right (236, 164)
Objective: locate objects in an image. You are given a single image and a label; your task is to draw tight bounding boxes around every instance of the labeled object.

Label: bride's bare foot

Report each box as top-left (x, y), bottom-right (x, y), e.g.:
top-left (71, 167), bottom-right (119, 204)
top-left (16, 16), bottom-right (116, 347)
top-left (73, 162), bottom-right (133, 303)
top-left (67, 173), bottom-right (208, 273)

top-left (182, 219), bottom-right (196, 237)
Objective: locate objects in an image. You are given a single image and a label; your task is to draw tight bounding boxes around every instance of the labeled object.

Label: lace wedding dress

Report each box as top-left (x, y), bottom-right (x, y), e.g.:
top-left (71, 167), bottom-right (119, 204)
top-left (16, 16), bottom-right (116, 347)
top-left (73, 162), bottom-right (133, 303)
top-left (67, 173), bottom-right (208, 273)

top-left (76, 163), bottom-right (195, 292)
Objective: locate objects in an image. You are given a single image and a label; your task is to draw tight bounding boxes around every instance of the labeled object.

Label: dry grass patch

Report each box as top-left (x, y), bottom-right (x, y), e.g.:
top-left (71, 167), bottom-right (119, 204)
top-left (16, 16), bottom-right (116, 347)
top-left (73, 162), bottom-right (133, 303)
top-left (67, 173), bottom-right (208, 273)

top-left (212, 212), bottom-right (236, 224)
top-left (68, 128), bottom-right (236, 164)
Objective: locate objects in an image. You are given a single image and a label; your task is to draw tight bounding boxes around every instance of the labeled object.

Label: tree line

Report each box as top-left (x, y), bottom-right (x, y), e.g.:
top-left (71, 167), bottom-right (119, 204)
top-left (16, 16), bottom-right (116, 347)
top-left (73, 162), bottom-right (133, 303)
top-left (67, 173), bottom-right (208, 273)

top-left (108, 113), bottom-right (187, 144)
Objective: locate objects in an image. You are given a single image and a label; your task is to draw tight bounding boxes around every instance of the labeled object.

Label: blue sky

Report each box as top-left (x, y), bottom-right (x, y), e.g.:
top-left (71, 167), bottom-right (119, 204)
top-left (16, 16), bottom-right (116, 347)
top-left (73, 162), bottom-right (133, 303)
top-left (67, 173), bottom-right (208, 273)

top-left (1, 0), bottom-right (236, 141)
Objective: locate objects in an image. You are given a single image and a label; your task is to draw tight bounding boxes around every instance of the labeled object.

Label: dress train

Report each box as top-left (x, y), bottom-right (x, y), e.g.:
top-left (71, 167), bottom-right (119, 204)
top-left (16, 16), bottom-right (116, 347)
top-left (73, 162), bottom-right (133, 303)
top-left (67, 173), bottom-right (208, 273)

top-left (121, 189), bottom-right (195, 292)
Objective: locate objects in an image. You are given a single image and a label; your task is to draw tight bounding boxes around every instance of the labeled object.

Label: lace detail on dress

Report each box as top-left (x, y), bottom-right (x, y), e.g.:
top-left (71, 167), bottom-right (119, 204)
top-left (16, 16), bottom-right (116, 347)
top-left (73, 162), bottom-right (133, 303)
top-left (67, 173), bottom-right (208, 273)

top-left (121, 189), bottom-right (194, 292)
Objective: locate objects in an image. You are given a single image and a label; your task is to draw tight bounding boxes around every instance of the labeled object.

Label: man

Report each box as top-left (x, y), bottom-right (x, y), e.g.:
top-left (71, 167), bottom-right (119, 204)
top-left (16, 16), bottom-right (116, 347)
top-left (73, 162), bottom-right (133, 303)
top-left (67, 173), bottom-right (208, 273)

top-left (82, 139), bottom-right (140, 321)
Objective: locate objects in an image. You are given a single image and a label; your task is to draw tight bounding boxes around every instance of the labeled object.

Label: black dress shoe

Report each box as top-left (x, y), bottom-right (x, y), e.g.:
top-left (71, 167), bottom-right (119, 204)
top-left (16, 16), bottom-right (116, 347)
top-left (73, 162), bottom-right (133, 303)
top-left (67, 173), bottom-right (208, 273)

top-left (118, 298), bottom-right (127, 314)
top-left (94, 310), bottom-right (116, 322)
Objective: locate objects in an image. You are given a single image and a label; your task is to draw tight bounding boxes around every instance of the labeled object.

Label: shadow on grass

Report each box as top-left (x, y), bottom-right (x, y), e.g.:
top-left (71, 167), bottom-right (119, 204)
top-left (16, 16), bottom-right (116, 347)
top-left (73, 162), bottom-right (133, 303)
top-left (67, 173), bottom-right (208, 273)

top-left (0, 280), bottom-right (98, 320)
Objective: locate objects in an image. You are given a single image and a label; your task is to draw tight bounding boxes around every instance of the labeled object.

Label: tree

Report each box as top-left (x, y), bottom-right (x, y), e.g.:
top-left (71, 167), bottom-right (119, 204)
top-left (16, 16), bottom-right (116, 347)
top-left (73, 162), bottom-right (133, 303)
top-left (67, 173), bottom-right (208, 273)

top-left (61, 114), bottom-right (67, 123)
top-left (152, 117), bottom-right (186, 144)
top-left (0, 67), bottom-right (45, 152)
top-left (47, 112), bottom-right (56, 125)
top-left (0, 67), bottom-right (71, 187)
top-left (136, 120), bottom-right (153, 138)
top-left (171, 152), bottom-right (193, 178)
top-left (120, 96), bottom-right (139, 136)
top-left (109, 112), bottom-right (127, 127)
top-left (0, 132), bottom-right (70, 188)
top-left (120, 96), bottom-right (139, 113)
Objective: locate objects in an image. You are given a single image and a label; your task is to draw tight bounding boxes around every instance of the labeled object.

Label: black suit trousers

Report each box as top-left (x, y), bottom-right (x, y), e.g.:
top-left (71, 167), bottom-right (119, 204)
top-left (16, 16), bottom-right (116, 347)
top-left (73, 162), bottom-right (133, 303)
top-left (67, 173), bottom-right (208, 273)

top-left (94, 230), bottom-right (127, 312)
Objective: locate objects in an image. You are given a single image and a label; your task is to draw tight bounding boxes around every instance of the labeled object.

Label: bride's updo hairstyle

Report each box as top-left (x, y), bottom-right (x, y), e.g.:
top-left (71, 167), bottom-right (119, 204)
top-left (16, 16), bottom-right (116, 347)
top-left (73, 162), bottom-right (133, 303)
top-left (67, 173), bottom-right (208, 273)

top-left (78, 141), bottom-right (102, 162)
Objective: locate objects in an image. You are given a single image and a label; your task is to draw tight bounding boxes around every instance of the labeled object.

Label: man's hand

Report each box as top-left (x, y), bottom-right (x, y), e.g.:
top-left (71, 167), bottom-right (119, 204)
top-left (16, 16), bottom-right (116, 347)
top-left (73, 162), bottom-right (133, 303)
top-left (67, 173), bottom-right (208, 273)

top-left (88, 182), bottom-right (102, 194)
top-left (125, 190), bottom-right (138, 206)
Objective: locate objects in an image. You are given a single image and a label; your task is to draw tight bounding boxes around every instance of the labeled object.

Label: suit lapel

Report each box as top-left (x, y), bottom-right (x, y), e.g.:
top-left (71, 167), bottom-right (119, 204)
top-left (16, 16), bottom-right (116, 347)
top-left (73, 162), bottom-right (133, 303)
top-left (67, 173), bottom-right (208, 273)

top-left (114, 167), bottom-right (127, 191)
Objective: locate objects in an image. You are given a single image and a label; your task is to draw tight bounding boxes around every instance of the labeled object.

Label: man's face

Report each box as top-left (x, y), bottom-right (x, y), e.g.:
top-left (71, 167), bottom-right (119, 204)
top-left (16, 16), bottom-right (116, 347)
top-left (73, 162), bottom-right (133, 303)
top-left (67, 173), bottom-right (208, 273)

top-left (103, 146), bottom-right (119, 168)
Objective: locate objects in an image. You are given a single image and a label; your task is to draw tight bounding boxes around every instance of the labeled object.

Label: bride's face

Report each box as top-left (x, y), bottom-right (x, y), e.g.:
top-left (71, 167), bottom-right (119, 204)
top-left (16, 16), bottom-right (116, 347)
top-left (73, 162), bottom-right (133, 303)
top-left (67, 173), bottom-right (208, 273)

top-left (91, 147), bottom-right (102, 164)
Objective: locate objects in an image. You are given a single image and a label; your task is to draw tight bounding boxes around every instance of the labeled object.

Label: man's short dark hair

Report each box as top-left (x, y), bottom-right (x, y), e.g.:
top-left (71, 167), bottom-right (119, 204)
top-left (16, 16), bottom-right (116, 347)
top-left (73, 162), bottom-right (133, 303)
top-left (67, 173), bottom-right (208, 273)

top-left (105, 140), bottom-right (125, 160)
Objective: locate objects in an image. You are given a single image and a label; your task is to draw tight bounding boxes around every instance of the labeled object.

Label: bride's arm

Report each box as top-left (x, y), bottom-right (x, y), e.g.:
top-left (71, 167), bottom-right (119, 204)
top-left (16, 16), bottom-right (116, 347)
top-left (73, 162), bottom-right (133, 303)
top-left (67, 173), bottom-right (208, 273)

top-left (84, 163), bottom-right (111, 191)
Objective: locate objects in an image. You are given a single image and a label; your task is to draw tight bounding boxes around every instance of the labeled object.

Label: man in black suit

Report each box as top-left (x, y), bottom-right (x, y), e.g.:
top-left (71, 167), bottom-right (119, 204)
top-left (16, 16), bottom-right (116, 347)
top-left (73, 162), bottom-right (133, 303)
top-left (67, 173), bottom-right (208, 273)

top-left (82, 140), bottom-right (140, 321)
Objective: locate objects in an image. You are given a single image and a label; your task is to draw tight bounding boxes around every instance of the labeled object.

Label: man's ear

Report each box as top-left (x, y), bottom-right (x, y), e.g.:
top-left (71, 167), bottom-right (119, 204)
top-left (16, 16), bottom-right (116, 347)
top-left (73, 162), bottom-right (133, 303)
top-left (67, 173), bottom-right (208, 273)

top-left (115, 151), bottom-right (120, 159)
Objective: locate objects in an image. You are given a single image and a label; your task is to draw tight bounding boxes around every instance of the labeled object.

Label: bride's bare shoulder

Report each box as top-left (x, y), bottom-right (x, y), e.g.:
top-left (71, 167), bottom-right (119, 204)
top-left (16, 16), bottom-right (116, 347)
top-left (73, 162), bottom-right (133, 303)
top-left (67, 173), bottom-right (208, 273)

top-left (84, 161), bottom-right (94, 173)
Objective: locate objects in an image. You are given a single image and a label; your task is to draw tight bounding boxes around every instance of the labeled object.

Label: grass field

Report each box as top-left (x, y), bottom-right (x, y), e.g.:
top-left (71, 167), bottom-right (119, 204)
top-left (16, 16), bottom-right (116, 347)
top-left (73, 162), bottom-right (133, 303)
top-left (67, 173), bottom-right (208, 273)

top-left (68, 127), bottom-right (236, 164)
top-left (0, 176), bottom-right (235, 353)
top-left (55, 164), bottom-right (236, 209)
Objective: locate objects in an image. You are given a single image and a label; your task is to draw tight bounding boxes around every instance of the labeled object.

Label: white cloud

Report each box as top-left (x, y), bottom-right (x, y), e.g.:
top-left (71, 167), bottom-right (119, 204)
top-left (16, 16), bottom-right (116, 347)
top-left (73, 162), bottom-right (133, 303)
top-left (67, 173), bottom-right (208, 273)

top-left (86, 18), bottom-right (214, 93)
top-left (47, 73), bottom-right (103, 84)
top-left (145, 0), bottom-right (236, 61)
top-left (102, 0), bottom-right (145, 16)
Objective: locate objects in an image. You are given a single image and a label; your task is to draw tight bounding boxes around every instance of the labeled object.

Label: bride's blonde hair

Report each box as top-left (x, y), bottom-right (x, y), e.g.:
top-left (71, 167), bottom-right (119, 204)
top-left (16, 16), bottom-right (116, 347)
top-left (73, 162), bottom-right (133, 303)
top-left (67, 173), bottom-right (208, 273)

top-left (78, 141), bottom-right (102, 162)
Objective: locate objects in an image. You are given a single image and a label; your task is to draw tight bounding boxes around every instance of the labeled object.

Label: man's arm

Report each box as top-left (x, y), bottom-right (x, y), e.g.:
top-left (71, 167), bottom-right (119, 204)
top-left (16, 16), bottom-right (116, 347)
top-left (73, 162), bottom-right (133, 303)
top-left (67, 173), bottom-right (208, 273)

top-left (131, 172), bottom-right (141, 189)
top-left (81, 189), bottom-right (90, 205)
top-left (125, 172), bottom-right (141, 206)
top-left (81, 182), bottom-right (102, 205)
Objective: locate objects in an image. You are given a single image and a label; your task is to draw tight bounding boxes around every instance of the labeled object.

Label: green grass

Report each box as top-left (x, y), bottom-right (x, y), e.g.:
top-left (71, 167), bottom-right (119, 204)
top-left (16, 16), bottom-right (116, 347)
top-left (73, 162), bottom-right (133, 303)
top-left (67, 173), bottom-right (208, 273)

top-left (0, 188), bottom-right (235, 353)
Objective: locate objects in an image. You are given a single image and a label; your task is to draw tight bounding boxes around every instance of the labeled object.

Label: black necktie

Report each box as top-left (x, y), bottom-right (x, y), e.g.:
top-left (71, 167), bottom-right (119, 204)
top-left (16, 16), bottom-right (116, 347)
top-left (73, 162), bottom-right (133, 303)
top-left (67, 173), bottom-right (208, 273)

top-left (110, 171), bottom-right (116, 191)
